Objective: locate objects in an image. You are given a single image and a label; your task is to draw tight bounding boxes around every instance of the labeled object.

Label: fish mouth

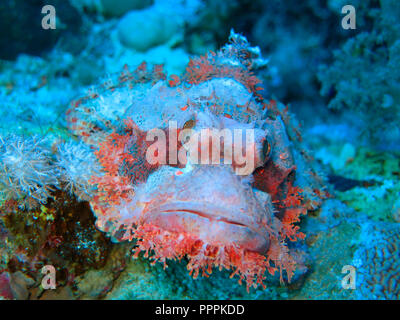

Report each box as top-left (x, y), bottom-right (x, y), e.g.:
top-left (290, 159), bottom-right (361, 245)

top-left (143, 201), bottom-right (270, 254)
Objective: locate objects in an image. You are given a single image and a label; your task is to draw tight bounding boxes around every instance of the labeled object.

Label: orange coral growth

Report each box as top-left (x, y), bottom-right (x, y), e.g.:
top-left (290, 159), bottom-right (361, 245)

top-left (168, 74), bottom-right (181, 87)
top-left (130, 222), bottom-right (297, 291)
top-left (276, 183), bottom-right (307, 242)
top-left (90, 119), bottom-right (156, 205)
top-left (91, 118), bottom-right (179, 205)
top-left (184, 52), bottom-right (264, 101)
top-left (90, 127), bottom-right (134, 205)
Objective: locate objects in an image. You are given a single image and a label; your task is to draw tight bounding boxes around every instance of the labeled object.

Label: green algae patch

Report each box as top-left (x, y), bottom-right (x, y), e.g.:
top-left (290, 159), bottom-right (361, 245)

top-left (335, 147), bottom-right (400, 222)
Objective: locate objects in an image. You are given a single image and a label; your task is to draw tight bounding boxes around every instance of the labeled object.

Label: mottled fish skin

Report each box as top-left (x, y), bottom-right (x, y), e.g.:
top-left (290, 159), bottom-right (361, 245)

top-left (100, 165), bottom-right (274, 254)
top-left (68, 32), bottom-right (326, 289)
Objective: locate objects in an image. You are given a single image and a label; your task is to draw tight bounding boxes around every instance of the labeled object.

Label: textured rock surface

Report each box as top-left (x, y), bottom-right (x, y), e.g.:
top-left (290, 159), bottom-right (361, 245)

top-left (353, 221), bottom-right (400, 299)
top-left (117, 8), bottom-right (181, 51)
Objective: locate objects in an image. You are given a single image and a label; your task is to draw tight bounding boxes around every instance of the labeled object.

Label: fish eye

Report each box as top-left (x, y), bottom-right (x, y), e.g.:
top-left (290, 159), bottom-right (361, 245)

top-left (262, 138), bottom-right (272, 159)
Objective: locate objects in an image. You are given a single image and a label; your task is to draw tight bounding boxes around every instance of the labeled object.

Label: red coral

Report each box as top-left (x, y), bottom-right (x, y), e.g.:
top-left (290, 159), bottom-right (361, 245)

top-left (90, 124), bottom-right (135, 206)
top-left (278, 183), bottom-right (307, 242)
top-left (184, 52), bottom-right (264, 101)
top-left (90, 120), bottom-right (153, 206)
top-left (90, 119), bottom-right (184, 207)
top-left (130, 222), bottom-right (297, 291)
top-left (168, 74), bottom-right (181, 87)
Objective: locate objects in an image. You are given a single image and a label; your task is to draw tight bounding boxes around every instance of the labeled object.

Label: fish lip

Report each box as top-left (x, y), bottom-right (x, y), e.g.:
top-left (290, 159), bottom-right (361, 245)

top-left (144, 201), bottom-right (270, 254)
top-left (163, 207), bottom-right (249, 228)
top-left (148, 201), bottom-right (250, 226)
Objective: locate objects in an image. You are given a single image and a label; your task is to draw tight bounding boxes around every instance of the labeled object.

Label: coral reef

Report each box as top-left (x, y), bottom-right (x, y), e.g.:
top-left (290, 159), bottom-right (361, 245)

top-left (106, 254), bottom-right (284, 299)
top-left (291, 199), bottom-right (360, 300)
top-left (0, 135), bottom-right (58, 209)
top-left (318, 0), bottom-right (400, 149)
top-left (310, 131), bottom-right (400, 222)
top-left (0, 52), bottom-right (83, 137)
top-left (55, 140), bottom-right (101, 201)
top-left (1, 0), bottom-right (399, 301)
top-left (0, 189), bottom-right (112, 299)
top-left (353, 221), bottom-right (400, 299)
top-left (0, 134), bottom-right (102, 208)
top-left (69, 0), bottom-right (153, 17)
top-left (117, 0), bottom-right (201, 52)
top-left (251, 0), bottom-right (347, 106)
top-left (0, 0), bottom-right (82, 60)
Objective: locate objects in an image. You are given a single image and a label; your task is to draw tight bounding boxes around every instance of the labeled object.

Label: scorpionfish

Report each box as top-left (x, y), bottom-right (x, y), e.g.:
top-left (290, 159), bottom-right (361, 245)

top-left (66, 31), bottom-right (326, 290)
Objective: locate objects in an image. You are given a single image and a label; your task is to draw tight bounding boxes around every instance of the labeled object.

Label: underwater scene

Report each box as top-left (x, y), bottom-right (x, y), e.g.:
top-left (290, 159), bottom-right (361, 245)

top-left (0, 0), bottom-right (399, 301)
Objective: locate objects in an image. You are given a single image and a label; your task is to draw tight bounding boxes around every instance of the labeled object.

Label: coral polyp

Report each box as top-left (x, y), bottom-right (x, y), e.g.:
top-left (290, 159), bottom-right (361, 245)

top-left (55, 140), bottom-right (100, 201)
top-left (0, 135), bottom-right (58, 209)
